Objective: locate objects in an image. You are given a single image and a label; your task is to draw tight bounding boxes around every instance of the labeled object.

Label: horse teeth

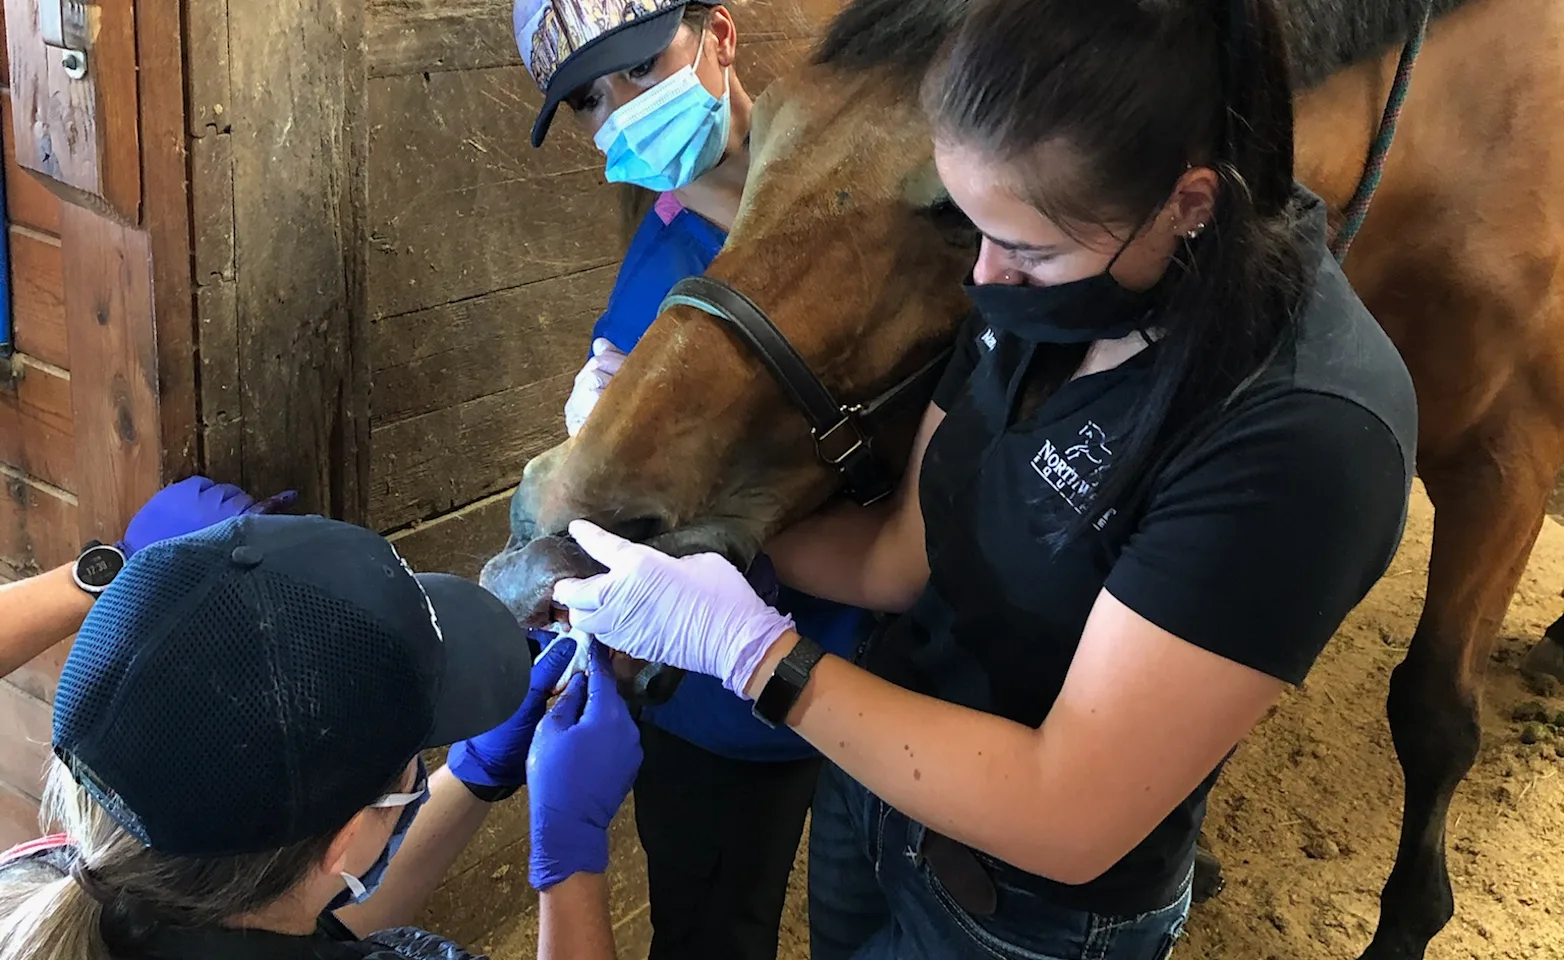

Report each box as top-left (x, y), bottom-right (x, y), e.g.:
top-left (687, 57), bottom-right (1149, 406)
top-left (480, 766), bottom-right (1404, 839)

top-left (537, 624), bottom-right (594, 693)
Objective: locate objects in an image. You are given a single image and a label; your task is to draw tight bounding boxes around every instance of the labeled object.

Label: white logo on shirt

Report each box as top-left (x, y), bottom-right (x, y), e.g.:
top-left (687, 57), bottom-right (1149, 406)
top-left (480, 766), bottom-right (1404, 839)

top-left (1032, 421), bottom-right (1113, 518)
top-left (980, 328), bottom-right (997, 351)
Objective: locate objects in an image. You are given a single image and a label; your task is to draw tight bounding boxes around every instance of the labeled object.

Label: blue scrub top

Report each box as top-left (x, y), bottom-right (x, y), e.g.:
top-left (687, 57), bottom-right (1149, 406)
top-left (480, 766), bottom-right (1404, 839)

top-left (592, 194), bottom-right (873, 762)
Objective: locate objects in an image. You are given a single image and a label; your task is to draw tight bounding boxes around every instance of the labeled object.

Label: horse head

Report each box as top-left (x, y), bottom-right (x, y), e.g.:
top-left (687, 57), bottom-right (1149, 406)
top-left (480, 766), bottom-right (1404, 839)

top-left (481, 54), bottom-right (976, 646)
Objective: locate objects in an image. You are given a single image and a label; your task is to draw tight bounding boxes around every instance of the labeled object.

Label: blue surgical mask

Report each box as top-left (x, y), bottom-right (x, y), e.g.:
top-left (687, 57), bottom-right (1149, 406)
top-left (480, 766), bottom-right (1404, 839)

top-left (328, 760), bottom-right (430, 911)
top-left (594, 33), bottom-right (731, 192)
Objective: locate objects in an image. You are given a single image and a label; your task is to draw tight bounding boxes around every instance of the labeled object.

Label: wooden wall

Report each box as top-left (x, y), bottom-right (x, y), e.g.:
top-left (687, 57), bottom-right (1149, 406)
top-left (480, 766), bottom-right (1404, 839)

top-left (367, 0), bottom-right (838, 576)
top-left (0, 0), bottom-right (191, 845)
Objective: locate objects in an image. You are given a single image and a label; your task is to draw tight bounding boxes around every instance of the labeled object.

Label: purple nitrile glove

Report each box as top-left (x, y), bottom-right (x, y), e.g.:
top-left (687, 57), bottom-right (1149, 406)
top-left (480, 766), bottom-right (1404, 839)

top-left (446, 636), bottom-right (579, 792)
top-left (526, 642), bottom-right (642, 891)
top-left (552, 520), bottom-right (795, 698)
top-left (119, 477), bottom-right (298, 556)
top-left (563, 338), bottom-right (628, 438)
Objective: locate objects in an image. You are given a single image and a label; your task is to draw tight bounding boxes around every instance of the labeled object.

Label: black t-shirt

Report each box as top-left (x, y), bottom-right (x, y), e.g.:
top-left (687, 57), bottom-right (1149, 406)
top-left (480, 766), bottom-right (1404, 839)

top-left (0, 840), bottom-right (483, 960)
top-left (866, 188), bottom-right (1417, 914)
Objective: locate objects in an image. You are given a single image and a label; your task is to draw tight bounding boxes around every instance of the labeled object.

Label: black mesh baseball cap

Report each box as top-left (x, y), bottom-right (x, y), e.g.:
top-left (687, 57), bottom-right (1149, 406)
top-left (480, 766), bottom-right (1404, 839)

top-left (52, 514), bottom-right (533, 857)
top-left (516, 0), bottom-right (715, 148)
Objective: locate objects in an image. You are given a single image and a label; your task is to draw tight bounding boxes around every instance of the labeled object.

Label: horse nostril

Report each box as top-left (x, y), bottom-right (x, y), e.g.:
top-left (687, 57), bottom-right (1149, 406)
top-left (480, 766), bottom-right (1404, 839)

top-left (597, 515), bottom-right (666, 544)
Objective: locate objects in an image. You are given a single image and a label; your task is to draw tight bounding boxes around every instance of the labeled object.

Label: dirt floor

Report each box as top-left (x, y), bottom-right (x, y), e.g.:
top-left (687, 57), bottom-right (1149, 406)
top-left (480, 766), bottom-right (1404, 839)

top-left (422, 480), bottom-right (1564, 959)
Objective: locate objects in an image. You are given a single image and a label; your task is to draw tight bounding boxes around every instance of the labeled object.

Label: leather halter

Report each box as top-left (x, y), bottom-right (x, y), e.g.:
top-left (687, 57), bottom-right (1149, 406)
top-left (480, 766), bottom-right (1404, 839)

top-left (659, 275), bottom-right (952, 506)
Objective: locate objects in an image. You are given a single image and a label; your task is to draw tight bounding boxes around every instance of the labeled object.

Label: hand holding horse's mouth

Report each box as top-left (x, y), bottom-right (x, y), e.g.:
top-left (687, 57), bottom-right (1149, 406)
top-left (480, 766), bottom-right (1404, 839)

top-left (480, 531), bottom-right (689, 703)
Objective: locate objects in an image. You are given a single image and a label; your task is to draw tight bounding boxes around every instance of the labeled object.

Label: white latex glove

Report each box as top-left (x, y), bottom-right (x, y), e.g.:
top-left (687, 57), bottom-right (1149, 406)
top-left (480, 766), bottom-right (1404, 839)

top-left (564, 338), bottom-right (628, 437)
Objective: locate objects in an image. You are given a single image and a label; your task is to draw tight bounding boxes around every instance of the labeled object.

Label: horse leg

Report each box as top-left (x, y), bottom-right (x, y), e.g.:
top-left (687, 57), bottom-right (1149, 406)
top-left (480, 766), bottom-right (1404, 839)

top-left (1362, 413), bottom-right (1563, 960)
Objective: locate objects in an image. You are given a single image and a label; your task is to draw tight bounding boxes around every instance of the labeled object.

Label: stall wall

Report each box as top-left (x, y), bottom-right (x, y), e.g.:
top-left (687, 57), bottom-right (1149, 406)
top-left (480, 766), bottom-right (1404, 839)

top-left (0, 0), bottom-right (189, 845)
top-left (366, 0), bottom-right (838, 574)
top-left (0, 19), bottom-right (72, 842)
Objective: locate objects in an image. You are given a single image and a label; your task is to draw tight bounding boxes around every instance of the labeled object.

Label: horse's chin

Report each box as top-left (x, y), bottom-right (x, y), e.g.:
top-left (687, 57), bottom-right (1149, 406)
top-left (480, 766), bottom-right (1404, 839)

top-left (479, 534), bottom-right (605, 629)
top-left (478, 523), bottom-right (758, 630)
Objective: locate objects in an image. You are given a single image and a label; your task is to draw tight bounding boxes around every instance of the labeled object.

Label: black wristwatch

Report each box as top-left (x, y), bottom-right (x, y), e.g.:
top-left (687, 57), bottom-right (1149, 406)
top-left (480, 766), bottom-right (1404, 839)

top-left (72, 541), bottom-right (127, 596)
top-left (751, 636), bottom-right (827, 729)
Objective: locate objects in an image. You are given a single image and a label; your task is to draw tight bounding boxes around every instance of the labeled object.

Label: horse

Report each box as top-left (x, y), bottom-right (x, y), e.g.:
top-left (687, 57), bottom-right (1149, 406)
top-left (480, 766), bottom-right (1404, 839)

top-left (480, 1), bottom-right (1564, 957)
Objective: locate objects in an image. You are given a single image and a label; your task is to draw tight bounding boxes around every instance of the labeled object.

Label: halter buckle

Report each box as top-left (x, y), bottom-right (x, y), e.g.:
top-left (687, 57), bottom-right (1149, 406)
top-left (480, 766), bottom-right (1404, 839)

top-left (813, 406), bottom-right (868, 466)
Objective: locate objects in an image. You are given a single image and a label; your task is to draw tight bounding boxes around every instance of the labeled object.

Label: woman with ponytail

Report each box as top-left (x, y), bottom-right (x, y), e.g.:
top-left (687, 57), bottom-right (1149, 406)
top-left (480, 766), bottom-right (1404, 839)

top-left (0, 514), bottom-right (642, 960)
top-left (542, 0), bottom-right (1419, 956)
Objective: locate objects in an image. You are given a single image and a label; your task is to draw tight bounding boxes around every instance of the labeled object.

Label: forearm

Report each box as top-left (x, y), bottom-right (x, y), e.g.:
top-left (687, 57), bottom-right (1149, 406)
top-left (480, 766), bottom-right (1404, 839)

top-left (333, 766), bottom-right (493, 935)
top-left (746, 633), bottom-right (1097, 883)
top-left (0, 565), bottom-right (92, 678)
top-left (766, 497), bottom-right (924, 611)
top-left (538, 872), bottom-right (616, 960)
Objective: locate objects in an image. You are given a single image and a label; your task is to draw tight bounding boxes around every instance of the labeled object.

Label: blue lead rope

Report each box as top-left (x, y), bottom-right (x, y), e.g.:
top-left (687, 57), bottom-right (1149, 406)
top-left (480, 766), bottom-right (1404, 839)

top-left (1329, 9), bottom-right (1432, 263)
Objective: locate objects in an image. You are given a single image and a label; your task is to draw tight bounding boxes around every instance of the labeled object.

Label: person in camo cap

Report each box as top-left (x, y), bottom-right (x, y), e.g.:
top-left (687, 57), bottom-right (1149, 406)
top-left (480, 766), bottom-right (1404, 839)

top-left (509, 2), bottom-right (881, 958)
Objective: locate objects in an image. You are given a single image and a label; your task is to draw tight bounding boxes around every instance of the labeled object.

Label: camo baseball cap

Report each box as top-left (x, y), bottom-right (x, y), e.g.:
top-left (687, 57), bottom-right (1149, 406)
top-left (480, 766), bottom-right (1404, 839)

top-left (515, 0), bottom-right (714, 147)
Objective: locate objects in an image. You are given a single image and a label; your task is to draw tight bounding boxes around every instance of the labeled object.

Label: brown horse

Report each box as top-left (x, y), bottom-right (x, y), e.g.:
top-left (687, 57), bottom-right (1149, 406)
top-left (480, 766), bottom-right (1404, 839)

top-left (482, 0), bottom-right (1564, 956)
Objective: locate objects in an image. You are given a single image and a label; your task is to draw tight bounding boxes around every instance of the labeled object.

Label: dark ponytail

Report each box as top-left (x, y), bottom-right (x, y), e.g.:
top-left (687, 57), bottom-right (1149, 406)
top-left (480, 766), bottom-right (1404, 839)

top-left (922, 0), bottom-right (1308, 546)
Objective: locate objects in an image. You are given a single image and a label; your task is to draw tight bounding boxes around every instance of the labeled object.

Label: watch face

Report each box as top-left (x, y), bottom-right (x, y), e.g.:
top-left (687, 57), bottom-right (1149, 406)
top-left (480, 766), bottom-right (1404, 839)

top-left (76, 544), bottom-right (126, 590)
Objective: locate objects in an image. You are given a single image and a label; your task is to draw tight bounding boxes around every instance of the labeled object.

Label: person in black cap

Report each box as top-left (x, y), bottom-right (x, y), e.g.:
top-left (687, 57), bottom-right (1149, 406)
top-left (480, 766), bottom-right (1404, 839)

top-left (504, 3), bottom-right (880, 958)
top-left (0, 513), bottom-right (642, 960)
top-left (0, 476), bottom-right (293, 678)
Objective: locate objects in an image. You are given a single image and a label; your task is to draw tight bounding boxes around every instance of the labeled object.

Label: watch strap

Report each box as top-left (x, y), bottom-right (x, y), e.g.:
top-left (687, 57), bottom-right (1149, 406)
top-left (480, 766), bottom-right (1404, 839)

top-left (457, 780), bottom-right (519, 803)
top-left (752, 635), bottom-right (827, 729)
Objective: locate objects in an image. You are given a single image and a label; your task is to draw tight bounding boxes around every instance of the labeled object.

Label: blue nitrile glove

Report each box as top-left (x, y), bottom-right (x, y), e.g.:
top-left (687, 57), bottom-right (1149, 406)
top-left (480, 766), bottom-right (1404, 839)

top-left (119, 476), bottom-right (297, 556)
top-left (447, 637), bottom-right (579, 794)
top-left (527, 642), bottom-right (642, 891)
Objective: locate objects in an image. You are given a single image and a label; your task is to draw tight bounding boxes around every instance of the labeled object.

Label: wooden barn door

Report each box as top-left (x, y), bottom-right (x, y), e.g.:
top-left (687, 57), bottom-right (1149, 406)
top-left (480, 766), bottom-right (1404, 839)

top-left (0, 0), bottom-right (195, 846)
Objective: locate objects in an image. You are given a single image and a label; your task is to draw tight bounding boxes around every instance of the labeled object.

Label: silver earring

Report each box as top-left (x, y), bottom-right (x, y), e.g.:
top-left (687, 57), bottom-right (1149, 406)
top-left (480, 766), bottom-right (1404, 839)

top-left (1185, 222), bottom-right (1206, 239)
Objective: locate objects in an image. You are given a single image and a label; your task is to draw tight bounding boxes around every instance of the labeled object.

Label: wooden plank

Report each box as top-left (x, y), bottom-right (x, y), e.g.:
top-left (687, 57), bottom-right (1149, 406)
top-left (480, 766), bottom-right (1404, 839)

top-left (370, 371), bottom-right (571, 530)
top-left (184, 0), bottom-right (232, 136)
top-left (9, 227), bottom-right (67, 368)
top-left (0, 468), bottom-right (77, 572)
top-left (2, 95), bottom-right (62, 234)
top-left (366, 0), bottom-right (841, 77)
top-left (4, 635), bottom-right (69, 705)
top-left (195, 278), bottom-right (242, 481)
top-left (59, 204), bottom-right (160, 545)
top-left (0, 782), bottom-right (40, 850)
top-left (189, 132), bottom-right (235, 282)
top-left (0, 680), bottom-right (51, 803)
top-left (196, 0), bottom-right (370, 520)
top-left (138, 0), bottom-right (200, 480)
top-left (3, 0), bottom-right (142, 221)
top-left (0, 357), bottom-right (74, 491)
top-left (372, 263), bottom-right (613, 424)
top-left (387, 489), bottom-right (512, 578)
top-left (368, 66), bottom-right (610, 319)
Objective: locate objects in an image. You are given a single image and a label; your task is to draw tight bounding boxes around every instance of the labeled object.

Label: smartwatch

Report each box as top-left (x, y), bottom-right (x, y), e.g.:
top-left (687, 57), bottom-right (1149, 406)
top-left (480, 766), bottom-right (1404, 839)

top-left (72, 541), bottom-right (127, 596)
top-left (751, 635), bottom-right (827, 729)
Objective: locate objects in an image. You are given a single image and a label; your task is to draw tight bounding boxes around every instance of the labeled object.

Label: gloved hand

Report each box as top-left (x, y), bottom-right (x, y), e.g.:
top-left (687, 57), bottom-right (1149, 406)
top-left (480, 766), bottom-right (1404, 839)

top-left (527, 642), bottom-right (642, 890)
top-left (563, 338), bottom-right (628, 437)
top-left (552, 521), bottom-right (795, 697)
top-left (119, 476), bottom-right (297, 556)
top-left (446, 636), bottom-right (579, 793)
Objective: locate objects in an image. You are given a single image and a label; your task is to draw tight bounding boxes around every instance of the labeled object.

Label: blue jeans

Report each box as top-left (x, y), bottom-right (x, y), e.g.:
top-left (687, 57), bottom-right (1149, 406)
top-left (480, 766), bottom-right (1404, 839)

top-left (808, 763), bottom-right (1191, 960)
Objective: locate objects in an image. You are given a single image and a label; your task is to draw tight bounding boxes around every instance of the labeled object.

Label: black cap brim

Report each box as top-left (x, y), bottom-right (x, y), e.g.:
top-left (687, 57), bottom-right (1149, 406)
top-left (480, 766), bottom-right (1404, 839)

top-left (531, 3), bottom-right (688, 148)
top-left (417, 573), bottom-right (534, 747)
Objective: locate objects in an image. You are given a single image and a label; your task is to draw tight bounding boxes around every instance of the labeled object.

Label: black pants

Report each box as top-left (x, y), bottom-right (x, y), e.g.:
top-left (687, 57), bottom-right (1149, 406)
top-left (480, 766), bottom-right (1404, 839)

top-left (633, 721), bottom-right (822, 960)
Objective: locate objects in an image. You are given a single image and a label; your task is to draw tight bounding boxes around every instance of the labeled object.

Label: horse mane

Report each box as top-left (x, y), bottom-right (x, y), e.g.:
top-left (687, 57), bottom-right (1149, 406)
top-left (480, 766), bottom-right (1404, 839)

top-left (812, 0), bottom-right (1476, 91)
top-left (1284, 0), bottom-right (1472, 88)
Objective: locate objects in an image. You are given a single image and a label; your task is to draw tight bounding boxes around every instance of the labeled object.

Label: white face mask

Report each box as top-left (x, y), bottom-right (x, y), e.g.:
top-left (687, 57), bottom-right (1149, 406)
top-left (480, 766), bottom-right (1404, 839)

top-left (593, 30), bottom-right (733, 192)
top-left (329, 762), bottom-right (429, 909)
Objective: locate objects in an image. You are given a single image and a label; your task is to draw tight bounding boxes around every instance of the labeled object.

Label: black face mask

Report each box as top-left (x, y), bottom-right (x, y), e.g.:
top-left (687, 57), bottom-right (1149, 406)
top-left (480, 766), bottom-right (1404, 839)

top-left (963, 235), bottom-right (1167, 345)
